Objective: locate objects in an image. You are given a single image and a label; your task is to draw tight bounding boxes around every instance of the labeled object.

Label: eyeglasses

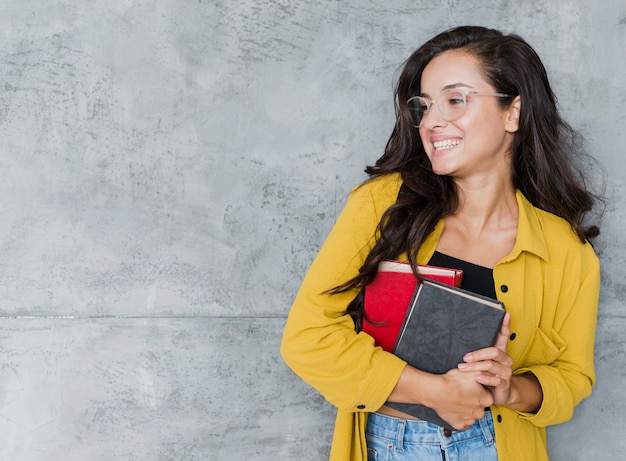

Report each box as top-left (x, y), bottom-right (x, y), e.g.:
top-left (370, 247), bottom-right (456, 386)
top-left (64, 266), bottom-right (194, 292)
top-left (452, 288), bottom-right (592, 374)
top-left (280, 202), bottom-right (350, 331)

top-left (407, 88), bottom-right (514, 128)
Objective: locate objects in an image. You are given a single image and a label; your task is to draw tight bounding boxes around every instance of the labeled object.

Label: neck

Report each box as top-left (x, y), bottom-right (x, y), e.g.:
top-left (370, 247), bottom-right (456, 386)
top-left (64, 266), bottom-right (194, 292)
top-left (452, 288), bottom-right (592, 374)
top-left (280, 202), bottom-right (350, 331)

top-left (452, 178), bottom-right (518, 234)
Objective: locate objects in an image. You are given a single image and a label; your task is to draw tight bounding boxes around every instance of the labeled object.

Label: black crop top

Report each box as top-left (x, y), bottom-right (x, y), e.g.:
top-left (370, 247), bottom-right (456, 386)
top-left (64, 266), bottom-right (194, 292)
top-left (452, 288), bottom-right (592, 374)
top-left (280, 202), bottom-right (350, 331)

top-left (428, 251), bottom-right (497, 300)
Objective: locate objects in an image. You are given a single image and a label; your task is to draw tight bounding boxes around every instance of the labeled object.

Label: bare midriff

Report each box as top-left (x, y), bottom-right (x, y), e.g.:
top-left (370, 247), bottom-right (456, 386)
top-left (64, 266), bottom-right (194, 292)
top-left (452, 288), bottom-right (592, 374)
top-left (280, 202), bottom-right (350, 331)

top-left (376, 405), bottom-right (421, 420)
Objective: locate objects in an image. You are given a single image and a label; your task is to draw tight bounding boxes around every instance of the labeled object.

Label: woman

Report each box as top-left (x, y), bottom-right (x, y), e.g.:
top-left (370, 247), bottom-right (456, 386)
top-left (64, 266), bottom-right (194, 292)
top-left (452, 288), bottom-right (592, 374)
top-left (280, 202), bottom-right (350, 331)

top-left (281, 26), bottom-right (602, 461)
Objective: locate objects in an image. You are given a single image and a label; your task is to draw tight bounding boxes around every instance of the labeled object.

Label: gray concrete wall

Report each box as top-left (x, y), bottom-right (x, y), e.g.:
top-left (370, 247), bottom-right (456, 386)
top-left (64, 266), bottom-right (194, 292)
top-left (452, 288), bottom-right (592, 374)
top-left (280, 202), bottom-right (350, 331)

top-left (0, 1), bottom-right (622, 460)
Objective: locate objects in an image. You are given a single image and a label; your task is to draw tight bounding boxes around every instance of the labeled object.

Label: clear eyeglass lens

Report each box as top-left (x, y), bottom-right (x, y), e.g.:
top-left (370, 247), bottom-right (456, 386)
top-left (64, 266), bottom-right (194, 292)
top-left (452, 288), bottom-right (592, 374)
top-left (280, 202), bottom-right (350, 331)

top-left (408, 89), bottom-right (467, 127)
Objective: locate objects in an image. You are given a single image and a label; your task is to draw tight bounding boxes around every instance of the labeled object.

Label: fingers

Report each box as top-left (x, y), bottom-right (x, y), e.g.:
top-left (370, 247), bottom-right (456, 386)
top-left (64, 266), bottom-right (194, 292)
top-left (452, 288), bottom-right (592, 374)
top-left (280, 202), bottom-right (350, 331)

top-left (458, 355), bottom-right (513, 391)
top-left (443, 395), bottom-right (489, 430)
top-left (461, 312), bottom-right (512, 365)
top-left (449, 412), bottom-right (485, 431)
top-left (435, 371), bottom-right (492, 429)
top-left (475, 371), bottom-right (509, 388)
top-left (493, 312), bottom-right (511, 352)
top-left (459, 349), bottom-right (513, 370)
top-left (458, 328), bottom-right (513, 392)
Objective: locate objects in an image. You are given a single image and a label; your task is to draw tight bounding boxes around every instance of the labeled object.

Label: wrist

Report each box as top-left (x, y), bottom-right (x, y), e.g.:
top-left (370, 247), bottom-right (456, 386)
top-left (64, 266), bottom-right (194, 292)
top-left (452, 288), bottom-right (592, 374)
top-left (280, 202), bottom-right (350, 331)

top-left (387, 365), bottom-right (437, 406)
top-left (413, 370), bottom-right (440, 407)
top-left (507, 373), bottom-right (542, 413)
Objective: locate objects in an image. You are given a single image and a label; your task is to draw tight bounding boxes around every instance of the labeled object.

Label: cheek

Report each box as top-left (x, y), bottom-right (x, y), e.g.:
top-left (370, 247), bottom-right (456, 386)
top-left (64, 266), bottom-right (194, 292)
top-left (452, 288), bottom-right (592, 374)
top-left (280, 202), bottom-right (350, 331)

top-left (418, 129), bottom-right (430, 150)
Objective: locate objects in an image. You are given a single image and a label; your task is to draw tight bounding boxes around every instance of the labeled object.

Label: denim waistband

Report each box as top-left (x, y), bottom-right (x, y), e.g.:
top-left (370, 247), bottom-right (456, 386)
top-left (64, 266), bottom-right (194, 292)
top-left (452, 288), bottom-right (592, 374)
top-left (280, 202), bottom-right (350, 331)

top-left (366, 410), bottom-right (494, 450)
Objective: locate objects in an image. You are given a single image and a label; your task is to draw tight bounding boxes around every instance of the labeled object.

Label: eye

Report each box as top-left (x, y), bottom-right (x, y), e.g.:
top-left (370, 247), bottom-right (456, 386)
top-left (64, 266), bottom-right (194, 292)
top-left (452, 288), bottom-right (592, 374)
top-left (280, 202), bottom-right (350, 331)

top-left (445, 94), bottom-right (465, 106)
top-left (407, 97), bottom-right (428, 126)
top-left (409, 97), bottom-right (428, 112)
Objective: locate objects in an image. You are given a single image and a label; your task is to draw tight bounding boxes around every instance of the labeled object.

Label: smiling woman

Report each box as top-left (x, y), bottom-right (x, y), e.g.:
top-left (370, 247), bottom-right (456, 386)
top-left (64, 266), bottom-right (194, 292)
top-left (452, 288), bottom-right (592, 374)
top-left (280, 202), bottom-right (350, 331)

top-left (281, 25), bottom-right (603, 461)
top-left (417, 51), bottom-right (520, 190)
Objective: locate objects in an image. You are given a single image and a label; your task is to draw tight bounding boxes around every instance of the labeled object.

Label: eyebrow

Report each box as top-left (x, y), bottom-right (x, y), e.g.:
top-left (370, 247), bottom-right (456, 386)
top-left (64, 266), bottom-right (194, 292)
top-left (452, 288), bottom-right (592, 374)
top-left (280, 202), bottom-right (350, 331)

top-left (420, 82), bottom-right (473, 97)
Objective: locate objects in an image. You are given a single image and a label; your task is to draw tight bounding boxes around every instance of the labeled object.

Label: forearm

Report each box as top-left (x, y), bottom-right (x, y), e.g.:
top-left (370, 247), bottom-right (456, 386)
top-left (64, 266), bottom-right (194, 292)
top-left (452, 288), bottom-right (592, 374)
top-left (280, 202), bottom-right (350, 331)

top-left (385, 364), bottom-right (495, 430)
top-left (386, 364), bottom-right (432, 405)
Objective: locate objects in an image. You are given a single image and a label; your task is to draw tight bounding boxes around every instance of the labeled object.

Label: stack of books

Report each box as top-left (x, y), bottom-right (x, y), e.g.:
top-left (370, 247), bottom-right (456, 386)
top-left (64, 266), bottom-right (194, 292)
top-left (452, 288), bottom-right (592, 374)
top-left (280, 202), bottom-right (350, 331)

top-left (362, 260), bottom-right (505, 426)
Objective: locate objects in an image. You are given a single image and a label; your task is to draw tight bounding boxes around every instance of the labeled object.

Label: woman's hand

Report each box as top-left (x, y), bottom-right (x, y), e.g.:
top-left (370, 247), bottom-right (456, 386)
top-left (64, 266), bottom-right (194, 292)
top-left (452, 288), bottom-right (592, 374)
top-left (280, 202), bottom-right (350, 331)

top-left (387, 312), bottom-right (541, 427)
top-left (429, 368), bottom-right (495, 430)
top-left (458, 312), bottom-right (543, 413)
top-left (386, 363), bottom-right (494, 430)
top-left (458, 312), bottom-right (514, 405)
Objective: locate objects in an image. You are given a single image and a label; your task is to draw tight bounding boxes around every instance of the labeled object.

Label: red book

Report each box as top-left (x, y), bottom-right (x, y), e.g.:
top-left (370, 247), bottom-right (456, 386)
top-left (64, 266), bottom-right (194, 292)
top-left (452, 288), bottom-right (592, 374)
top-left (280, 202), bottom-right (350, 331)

top-left (362, 260), bottom-right (463, 352)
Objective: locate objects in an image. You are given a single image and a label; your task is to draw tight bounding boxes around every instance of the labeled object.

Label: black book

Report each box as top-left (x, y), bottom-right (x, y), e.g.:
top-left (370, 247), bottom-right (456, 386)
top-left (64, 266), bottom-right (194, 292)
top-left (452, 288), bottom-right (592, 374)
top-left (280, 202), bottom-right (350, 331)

top-left (385, 278), bottom-right (505, 427)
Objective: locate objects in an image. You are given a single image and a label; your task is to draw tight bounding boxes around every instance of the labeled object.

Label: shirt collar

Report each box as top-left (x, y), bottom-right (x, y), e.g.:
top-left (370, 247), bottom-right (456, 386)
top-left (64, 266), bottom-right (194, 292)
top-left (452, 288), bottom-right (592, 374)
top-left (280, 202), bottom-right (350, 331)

top-left (505, 190), bottom-right (549, 262)
top-left (418, 189), bottom-right (550, 264)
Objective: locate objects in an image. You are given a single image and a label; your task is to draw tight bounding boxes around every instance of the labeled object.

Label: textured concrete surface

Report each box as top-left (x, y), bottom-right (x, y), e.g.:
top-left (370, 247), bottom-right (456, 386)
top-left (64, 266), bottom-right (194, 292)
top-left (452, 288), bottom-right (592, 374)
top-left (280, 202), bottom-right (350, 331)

top-left (0, 1), bottom-right (623, 460)
top-left (0, 317), bottom-right (333, 460)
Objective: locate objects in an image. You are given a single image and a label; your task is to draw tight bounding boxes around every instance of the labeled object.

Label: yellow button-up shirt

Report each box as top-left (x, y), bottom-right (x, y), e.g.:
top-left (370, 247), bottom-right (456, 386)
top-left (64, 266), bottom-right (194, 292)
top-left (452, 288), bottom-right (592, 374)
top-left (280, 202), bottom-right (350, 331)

top-left (281, 173), bottom-right (600, 461)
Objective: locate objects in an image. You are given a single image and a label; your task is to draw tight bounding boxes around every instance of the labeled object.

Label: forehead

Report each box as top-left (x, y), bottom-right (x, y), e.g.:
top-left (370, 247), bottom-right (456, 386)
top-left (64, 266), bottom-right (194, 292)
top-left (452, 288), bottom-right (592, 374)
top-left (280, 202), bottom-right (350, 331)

top-left (420, 51), bottom-right (489, 96)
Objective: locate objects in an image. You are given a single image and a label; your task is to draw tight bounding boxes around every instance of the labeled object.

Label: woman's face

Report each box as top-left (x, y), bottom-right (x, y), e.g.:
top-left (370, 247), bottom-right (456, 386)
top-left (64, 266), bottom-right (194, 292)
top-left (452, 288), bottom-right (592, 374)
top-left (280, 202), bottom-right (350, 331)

top-left (418, 50), bottom-right (519, 182)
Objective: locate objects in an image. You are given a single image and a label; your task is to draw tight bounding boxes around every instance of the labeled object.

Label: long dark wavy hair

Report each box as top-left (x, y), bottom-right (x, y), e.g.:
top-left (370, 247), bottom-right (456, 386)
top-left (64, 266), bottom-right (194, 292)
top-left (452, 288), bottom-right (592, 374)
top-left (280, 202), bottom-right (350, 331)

top-left (328, 26), bottom-right (604, 328)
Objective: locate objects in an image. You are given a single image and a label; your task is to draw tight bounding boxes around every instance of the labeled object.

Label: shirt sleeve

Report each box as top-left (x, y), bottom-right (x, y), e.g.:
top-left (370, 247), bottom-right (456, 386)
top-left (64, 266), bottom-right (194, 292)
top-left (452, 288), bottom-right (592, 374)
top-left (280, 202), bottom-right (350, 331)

top-left (280, 177), bottom-right (407, 413)
top-left (515, 243), bottom-right (600, 426)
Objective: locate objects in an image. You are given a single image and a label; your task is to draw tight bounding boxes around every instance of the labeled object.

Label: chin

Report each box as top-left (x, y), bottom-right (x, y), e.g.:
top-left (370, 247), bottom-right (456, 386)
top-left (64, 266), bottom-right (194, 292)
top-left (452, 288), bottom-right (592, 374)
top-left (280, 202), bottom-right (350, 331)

top-left (429, 163), bottom-right (455, 176)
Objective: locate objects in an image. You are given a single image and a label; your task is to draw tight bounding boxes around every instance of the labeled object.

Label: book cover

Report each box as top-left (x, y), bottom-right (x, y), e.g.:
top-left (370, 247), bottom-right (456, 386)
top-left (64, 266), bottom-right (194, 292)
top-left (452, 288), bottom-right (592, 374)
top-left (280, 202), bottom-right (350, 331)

top-left (362, 260), bottom-right (463, 352)
top-left (385, 279), bottom-right (505, 427)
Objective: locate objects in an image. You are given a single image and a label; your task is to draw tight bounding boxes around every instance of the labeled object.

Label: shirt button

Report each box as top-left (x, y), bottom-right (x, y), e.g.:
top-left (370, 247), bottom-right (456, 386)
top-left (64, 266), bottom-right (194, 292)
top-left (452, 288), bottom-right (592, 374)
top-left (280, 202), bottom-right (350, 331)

top-left (497, 415), bottom-right (502, 423)
top-left (500, 285), bottom-right (509, 293)
top-left (357, 405), bottom-right (366, 409)
top-left (443, 428), bottom-right (453, 437)
top-left (510, 333), bottom-right (517, 340)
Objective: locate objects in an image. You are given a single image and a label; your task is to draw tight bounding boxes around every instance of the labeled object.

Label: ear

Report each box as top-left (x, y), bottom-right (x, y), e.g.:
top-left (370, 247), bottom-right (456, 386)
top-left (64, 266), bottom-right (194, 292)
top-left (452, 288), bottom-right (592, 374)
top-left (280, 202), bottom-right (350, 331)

top-left (504, 96), bottom-right (521, 133)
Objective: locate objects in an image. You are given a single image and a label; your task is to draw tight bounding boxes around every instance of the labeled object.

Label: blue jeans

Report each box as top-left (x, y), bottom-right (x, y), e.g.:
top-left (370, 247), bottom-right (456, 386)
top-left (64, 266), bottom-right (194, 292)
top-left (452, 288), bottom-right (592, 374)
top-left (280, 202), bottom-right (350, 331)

top-left (365, 411), bottom-right (498, 461)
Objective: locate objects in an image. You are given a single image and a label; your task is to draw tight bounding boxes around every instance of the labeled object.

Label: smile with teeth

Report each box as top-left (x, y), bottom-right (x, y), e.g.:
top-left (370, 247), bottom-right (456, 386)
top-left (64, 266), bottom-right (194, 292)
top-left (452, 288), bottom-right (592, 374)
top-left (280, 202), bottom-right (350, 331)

top-left (433, 139), bottom-right (461, 150)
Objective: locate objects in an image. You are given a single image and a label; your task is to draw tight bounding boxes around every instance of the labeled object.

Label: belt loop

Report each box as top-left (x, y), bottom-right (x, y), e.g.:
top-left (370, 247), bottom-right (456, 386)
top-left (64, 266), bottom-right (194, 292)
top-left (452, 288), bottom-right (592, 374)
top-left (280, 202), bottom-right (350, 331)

top-left (395, 419), bottom-right (405, 452)
top-left (479, 412), bottom-right (495, 446)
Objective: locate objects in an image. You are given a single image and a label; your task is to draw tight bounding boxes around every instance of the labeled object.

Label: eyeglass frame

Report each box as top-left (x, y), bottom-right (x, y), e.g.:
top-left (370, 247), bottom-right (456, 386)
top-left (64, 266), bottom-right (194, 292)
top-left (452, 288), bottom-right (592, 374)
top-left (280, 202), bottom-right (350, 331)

top-left (407, 89), bottom-right (515, 128)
